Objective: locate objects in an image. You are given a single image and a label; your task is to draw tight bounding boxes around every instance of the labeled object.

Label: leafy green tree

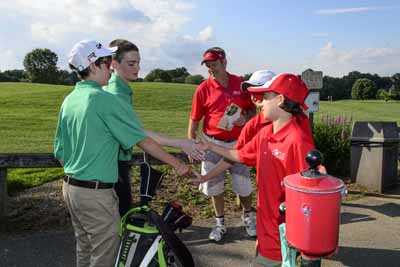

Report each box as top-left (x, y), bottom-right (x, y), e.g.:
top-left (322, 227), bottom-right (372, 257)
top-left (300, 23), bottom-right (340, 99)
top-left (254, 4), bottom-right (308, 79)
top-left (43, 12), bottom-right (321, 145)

top-left (185, 74), bottom-right (204, 85)
top-left (144, 68), bottom-right (165, 82)
top-left (351, 78), bottom-right (376, 100)
top-left (23, 48), bottom-right (59, 84)
top-left (376, 89), bottom-right (392, 102)
top-left (0, 69), bottom-right (26, 82)
top-left (389, 74), bottom-right (400, 100)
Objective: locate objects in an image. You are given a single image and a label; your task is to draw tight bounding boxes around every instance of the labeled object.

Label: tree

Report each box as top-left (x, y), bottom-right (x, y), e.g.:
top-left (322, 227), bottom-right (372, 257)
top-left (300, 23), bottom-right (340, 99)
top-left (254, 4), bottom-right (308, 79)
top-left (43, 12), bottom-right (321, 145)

top-left (351, 78), bottom-right (376, 100)
top-left (389, 74), bottom-right (400, 100)
top-left (185, 74), bottom-right (204, 85)
top-left (0, 69), bottom-right (26, 82)
top-left (376, 89), bottom-right (392, 102)
top-left (23, 48), bottom-right (59, 84)
top-left (144, 68), bottom-right (165, 82)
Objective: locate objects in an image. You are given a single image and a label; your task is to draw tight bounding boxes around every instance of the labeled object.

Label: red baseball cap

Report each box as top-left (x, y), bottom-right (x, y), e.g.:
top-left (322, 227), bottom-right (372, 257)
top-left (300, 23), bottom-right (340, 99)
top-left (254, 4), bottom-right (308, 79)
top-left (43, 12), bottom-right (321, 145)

top-left (247, 73), bottom-right (309, 110)
top-left (201, 48), bottom-right (226, 65)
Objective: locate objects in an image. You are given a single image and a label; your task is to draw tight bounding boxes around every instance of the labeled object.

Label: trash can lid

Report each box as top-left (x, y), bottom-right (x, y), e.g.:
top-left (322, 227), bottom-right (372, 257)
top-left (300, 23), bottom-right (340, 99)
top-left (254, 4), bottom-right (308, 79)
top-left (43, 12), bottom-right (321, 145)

top-left (350, 121), bottom-right (399, 143)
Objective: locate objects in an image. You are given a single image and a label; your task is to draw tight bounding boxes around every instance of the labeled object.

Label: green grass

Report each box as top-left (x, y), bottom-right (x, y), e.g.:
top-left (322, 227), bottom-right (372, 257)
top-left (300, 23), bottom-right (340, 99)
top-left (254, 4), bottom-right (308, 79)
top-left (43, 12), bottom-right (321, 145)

top-left (1, 82), bottom-right (400, 193)
top-left (316, 99), bottom-right (400, 124)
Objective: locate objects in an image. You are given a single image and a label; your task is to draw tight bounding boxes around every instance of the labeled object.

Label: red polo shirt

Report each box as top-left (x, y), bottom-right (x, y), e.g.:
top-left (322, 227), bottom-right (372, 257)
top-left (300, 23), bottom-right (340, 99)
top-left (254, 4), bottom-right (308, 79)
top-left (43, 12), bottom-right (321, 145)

top-left (234, 112), bottom-right (271, 150)
top-left (190, 73), bottom-right (255, 141)
top-left (238, 116), bottom-right (314, 260)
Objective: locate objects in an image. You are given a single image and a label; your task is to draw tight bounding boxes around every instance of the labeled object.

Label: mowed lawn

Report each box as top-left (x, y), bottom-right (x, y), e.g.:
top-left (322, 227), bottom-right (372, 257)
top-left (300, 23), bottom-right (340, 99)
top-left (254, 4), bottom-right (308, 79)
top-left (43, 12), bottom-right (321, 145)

top-left (1, 82), bottom-right (400, 192)
top-left (0, 82), bottom-right (196, 192)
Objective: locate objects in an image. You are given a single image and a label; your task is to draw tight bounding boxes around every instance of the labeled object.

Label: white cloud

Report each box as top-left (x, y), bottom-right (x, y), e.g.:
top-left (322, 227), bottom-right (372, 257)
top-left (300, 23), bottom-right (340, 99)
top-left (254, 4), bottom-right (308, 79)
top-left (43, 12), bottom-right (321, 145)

top-left (0, 0), bottom-right (195, 72)
top-left (302, 42), bottom-right (400, 77)
top-left (316, 6), bottom-right (385, 15)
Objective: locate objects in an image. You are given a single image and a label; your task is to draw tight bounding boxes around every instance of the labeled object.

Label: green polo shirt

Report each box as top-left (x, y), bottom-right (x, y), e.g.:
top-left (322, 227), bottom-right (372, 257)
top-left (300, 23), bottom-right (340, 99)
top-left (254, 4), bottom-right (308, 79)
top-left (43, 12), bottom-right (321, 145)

top-left (104, 72), bottom-right (144, 160)
top-left (54, 80), bottom-right (147, 183)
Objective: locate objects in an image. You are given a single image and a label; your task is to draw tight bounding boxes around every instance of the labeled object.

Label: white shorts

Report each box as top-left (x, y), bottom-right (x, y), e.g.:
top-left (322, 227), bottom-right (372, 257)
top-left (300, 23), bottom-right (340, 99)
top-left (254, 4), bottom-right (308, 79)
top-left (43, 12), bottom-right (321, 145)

top-left (199, 135), bottom-right (253, 197)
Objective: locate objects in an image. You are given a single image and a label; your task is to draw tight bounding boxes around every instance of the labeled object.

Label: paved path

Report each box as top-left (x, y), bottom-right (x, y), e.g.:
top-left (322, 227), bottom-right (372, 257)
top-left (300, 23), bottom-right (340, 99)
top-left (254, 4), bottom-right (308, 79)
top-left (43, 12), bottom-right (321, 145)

top-left (1, 195), bottom-right (400, 267)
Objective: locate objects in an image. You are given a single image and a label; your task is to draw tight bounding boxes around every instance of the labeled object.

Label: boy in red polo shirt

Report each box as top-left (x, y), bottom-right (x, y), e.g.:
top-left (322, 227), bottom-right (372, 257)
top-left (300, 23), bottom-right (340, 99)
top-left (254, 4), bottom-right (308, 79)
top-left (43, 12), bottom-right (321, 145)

top-left (199, 73), bottom-right (314, 266)
top-left (200, 70), bottom-right (276, 181)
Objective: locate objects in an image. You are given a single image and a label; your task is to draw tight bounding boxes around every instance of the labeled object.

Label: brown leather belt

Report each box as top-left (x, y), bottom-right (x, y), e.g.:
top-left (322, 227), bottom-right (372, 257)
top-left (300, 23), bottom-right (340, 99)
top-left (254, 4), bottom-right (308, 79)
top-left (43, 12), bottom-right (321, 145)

top-left (64, 176), bottom-right (114, 189)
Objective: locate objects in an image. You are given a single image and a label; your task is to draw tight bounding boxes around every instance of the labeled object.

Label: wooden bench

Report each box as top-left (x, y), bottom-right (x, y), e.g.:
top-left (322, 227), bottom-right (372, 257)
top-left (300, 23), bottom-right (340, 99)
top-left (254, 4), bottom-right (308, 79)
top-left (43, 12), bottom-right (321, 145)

top-left (0, 152), bottom-right (190, 220)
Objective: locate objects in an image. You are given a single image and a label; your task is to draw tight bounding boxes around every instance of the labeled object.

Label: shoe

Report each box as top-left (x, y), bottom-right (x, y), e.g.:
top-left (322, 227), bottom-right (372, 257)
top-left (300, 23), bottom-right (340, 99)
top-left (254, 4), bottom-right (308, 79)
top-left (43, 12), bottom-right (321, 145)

top-left (209, 225), bottom-right (227, 242)
top-left (243, 212), bottom-right (257, 237)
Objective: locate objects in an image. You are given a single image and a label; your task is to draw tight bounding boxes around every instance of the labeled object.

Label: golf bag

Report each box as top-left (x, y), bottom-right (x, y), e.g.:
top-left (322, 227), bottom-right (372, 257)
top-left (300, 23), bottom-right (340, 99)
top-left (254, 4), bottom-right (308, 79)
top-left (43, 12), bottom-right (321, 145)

top-left (114, 154), bottom-right (194, 267)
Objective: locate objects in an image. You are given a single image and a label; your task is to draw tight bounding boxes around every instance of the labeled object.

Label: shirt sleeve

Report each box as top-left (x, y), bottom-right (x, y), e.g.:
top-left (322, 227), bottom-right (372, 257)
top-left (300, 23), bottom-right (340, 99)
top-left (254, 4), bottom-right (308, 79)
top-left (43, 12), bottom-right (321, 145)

top-left (237, 130), bottom-right (261, 167)
top-left (54, 107), bottom-right (64, 161)
top-left (290, 138), bottom-right (315, 173)
top-left (190, 85), bottom-right (205, 121)
top-left (100, 96), bottom-right (147, 150)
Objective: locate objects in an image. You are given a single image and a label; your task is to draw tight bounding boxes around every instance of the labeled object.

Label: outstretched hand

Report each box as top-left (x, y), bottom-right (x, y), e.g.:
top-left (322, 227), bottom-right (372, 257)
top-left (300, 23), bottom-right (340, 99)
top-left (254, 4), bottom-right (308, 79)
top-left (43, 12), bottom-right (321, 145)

top-left (180, 139), bottom-right (205, 162)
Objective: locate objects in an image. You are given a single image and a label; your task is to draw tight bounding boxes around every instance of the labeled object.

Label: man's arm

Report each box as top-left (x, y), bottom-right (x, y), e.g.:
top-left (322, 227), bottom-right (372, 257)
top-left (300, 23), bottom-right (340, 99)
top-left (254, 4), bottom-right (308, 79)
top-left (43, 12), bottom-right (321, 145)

top-left (187, 119), bottom-right (200, 140)
top-left (137, 137), bottom-right (191, 176)
top-left (144, 129), bottom-right (204, 161)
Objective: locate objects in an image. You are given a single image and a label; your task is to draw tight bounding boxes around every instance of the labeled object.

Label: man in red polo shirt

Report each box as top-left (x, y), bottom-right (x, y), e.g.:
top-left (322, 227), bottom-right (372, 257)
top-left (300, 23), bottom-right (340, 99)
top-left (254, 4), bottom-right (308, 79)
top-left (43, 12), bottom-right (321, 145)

top-left (188, 47), bottom-right (257, 242)
top-left (198, 73), bottom-right (314, 266)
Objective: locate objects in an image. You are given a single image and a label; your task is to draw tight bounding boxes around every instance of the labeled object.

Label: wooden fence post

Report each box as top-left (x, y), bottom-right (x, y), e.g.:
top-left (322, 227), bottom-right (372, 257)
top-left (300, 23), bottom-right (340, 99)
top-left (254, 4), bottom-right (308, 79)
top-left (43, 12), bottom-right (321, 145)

top-left (0, 168), bottom-right (7, 221)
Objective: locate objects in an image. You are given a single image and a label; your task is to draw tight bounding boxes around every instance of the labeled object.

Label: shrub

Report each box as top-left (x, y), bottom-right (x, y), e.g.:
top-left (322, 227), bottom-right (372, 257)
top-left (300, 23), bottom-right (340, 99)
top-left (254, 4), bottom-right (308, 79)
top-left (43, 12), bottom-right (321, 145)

top-left (313, 114), bottom-right (352, 178)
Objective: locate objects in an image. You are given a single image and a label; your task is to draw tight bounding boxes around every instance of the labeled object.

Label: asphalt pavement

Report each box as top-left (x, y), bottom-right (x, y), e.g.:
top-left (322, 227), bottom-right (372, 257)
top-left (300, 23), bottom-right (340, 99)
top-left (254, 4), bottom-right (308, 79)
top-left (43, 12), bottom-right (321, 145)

top-left (1, 192), bottom-right (400, 267)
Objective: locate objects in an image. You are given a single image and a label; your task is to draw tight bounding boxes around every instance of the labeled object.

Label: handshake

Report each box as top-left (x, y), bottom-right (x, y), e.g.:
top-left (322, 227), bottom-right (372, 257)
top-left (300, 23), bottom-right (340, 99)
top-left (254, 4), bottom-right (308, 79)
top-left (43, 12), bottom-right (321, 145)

top-left (173, 136), bottom-right (219, 185)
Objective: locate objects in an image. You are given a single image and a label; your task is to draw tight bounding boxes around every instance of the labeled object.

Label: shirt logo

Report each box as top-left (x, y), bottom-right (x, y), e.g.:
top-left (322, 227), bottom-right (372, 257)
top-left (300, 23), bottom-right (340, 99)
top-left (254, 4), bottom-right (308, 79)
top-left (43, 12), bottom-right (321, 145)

top-left (272, 148), bottom-right (286, 160)
top-left (233, 91), bottom-right (241, 95)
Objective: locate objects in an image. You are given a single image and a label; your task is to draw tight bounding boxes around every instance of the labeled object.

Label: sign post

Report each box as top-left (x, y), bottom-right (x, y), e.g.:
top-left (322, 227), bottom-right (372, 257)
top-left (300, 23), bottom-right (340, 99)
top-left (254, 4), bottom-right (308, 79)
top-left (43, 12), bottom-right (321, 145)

top-left (301, 69), bottom-right (323, 130)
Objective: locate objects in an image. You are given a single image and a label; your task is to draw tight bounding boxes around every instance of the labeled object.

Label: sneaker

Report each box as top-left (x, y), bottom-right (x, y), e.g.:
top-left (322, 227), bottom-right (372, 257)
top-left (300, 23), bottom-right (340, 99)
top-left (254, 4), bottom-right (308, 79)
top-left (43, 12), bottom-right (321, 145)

top-left (209, 225), bottom-right (227, 242)
top-left (243, 212), bottom-right (257, 237)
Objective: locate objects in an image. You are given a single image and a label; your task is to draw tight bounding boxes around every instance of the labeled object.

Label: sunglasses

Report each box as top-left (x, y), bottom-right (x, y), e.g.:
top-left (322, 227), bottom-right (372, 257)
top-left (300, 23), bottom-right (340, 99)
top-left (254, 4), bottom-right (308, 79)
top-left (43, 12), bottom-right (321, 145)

top-left (95, 57), bottom-right (112, 70)
top-left (250, 92), bottom-right (265, 103)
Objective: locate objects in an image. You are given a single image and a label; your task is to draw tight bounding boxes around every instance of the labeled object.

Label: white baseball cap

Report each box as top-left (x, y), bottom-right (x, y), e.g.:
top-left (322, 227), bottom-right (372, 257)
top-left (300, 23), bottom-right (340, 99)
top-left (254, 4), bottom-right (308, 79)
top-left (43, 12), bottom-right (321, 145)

top-left (68, 40), bottom-right (117, 71)
top-left (241, 70), bottom-right (276, 92)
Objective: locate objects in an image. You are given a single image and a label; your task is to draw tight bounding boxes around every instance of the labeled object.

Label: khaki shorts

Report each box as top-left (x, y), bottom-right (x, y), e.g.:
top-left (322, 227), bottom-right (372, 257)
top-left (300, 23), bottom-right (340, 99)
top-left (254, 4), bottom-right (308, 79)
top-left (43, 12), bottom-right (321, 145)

top-left (199, 135), bottom-right (252, 197)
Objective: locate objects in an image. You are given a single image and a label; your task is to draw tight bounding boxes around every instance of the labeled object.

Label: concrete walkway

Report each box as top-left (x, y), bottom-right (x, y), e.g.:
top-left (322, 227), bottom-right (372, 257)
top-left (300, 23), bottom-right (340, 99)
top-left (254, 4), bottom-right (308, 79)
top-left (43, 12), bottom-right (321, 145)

top-left (1, 194), bottom-right (400, 267)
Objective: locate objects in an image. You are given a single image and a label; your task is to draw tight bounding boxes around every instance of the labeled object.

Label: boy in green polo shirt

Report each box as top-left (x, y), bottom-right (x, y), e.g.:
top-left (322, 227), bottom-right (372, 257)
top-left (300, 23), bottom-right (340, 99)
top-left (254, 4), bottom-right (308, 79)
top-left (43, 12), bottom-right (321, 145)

top-left (105, 39), bottom-right (205, 216)
top-left (55, 40), bottom-right (192, 267)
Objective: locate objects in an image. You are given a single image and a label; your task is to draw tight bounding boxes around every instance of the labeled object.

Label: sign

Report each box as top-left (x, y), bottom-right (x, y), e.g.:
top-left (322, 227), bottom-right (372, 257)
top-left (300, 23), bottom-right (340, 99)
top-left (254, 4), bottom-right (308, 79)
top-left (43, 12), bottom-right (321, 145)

top-left (305, 91), bottom-right (320, 112)
top-left (301, 69), bottom-right (323, 90)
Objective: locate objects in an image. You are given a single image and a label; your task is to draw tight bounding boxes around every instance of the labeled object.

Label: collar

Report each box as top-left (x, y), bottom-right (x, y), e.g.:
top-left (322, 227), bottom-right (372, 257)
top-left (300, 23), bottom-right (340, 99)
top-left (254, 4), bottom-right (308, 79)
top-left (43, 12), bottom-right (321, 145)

top-left (75, 80), bottom-right (102, 90)
top-left (107, 72), bottom-right (132, 96)
top-left (268, 116), bottom-right (297, 142)
top-left (207, 72), bottom-right (234, 90)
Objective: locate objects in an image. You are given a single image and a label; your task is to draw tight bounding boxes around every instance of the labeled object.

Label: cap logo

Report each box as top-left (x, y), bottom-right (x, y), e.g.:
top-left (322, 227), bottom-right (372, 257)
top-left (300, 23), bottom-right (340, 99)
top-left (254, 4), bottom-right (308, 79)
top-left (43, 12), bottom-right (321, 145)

top-left (96, 43), bottom-right (102, 49)
top-left (87, 52), bottom-right (96, 62)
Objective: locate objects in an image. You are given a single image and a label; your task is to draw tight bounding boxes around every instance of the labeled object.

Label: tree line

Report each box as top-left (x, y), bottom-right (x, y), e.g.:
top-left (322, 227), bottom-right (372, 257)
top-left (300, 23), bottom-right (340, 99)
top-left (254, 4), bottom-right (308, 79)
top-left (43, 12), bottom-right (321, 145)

top-left (0, 48), bottom-right (205, 85)
top-left (1, 48), bottom-right (399, 100)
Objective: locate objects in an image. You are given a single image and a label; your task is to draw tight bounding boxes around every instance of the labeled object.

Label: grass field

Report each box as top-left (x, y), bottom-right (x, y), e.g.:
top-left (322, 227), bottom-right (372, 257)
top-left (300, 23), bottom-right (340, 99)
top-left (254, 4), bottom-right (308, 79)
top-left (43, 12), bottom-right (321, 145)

top-left (1, 82), bottom-right (399, 193)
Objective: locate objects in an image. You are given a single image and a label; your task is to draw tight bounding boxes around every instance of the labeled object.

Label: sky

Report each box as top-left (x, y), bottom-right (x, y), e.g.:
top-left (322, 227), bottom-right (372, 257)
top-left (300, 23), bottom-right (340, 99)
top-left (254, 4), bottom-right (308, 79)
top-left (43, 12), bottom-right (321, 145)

top-left (0, 0), bottom-right (399, 78)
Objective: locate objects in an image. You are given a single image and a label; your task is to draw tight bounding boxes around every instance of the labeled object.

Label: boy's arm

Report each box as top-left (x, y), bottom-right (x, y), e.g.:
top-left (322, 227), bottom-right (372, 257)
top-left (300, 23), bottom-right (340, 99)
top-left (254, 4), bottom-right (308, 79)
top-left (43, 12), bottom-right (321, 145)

top-left (201, 158), bottom-right (232, 182)
top-left (144, 129), bottom-right (205, 161)
top-left (137, 136), bottom-right (191, 176)
top-left (199, 137), bottom-right (241, 163)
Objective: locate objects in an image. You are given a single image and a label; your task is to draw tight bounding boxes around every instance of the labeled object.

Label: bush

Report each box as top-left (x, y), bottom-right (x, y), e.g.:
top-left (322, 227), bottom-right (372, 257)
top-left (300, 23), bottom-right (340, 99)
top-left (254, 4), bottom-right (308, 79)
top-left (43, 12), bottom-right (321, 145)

top-left (313, 114), bottom-right (352, 177)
